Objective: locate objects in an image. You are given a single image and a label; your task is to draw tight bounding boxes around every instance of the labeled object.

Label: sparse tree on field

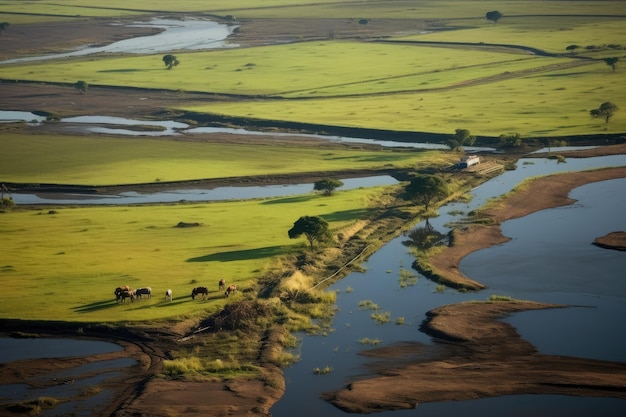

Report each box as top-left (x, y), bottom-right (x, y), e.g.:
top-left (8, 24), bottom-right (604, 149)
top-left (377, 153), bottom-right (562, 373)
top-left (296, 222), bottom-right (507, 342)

top-left (603, 57), bottom-right (619, 72)
top-left (565, 45), bottom-right (580, 53)
top-left (162, 54), bottom-right (180, 70)
top-left (404, 174), bottom-right (449, 211)
top-left (73, 80), bottom-right (88, 94)
top-left (447, 128), bottom-right (476, 151)
top-left (485, 11), bottom-right (503, 24)
top-left (314, 178), bottom-right (344, 196)
top-left (590, 102), bottom-right (619, 124)
top-left (288, 215), bottom-right (332, 249)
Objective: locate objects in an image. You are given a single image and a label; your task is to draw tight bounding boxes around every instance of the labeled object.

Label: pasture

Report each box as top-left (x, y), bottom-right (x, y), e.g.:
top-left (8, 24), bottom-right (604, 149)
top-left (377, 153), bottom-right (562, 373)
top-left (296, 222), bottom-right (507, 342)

top-left (0, 132), bottom-right (452, 185)
top-left (0, 185), bottom-right (395, 322)
top-left (1, 0), bottom-right (624, 326)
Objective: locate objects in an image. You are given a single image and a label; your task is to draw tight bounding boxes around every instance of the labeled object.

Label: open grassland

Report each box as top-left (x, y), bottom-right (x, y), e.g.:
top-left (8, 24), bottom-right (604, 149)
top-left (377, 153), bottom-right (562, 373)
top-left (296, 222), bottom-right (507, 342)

top-left (412, 16), bottom-right (626, 56)
top-left (0, 42), bottom-right (565, 96)
top-left (0, 186), bottom-right (392, 322)
top-left (0, 132), bottom-right (452, 185)
top-left (1, 8), bottom-right (623, 137)
top-left (182, 58), bottom-right (625, 137)
top-left (2, 0), bottom-right (624, 20)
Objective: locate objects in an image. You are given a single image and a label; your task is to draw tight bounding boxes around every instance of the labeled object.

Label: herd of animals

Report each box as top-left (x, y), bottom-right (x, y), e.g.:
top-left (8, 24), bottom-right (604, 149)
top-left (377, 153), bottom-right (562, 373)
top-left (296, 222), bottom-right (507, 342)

top-left (113, 278), bottom-right (237, 304)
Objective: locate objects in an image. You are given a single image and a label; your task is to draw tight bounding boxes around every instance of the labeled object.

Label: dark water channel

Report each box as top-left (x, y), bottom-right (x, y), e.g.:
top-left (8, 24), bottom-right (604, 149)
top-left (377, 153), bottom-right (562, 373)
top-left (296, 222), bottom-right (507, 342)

top-left (271, 155), bottom-right (626, 417)
top-left (0, 338), bottom-right (136, 416)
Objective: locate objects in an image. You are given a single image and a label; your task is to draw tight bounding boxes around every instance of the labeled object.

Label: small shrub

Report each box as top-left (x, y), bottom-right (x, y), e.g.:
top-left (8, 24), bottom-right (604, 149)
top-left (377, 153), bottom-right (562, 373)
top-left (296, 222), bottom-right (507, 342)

top-left (488, 294), bottom-right (513, 302)
top-left (358, 299), bottom-right (379, 310)
top-left (371, 311), bottom-right (391, 324)
top-left (358, 337), bottom-right (382, 345)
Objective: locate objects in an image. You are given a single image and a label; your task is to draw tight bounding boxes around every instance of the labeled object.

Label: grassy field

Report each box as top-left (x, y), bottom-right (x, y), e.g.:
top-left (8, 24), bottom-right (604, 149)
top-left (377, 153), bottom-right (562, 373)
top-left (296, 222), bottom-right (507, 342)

top-left (1, 0), bottom-right (625, 326)
top-left (0, 132), bottom-right (452, 185)
top-left (0, 185), bottom-right (395, 322)
top-left (2, 3), bottom-right (624, 137)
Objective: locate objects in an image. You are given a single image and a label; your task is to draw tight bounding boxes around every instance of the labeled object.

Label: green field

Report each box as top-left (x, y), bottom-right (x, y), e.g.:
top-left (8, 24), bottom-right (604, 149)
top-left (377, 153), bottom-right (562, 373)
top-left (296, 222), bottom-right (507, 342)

top-left (0, 133), bottom-right (450, 185)
top-left (0, 185), bottom-right (396, 322)
top-left (1, 0), bottom-right (625, 324)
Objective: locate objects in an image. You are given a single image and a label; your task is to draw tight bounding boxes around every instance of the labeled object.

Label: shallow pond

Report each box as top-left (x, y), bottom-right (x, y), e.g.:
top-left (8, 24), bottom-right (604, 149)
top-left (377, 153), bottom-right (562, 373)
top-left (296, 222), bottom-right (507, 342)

top-left (270, 155), bottom-right (626, 417)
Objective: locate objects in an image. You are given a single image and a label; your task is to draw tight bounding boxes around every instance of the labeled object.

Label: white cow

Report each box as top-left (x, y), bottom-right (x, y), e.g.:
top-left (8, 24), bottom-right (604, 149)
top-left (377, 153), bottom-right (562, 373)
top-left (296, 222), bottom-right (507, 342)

top-left (165, 289), bottom-right (173, 302)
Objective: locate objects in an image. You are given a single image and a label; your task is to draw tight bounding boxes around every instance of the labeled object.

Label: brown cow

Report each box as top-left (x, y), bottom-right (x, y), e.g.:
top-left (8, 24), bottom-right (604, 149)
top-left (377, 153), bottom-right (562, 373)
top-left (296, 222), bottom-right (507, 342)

top-left (117, 289), bottom-right (135, 304)
top-left (191, 286), bottom-right (209, 300)
top-left (218, 278), bottom-right (226, 292)
top-left (114, 286), bottom-right (130, 303)
top-left (224, 284), bottom-right (237, 298)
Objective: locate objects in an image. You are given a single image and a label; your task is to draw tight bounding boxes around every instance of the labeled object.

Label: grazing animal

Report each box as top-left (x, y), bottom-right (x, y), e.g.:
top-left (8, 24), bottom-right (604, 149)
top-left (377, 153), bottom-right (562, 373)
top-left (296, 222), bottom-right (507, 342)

top-left (135, 287), bottom-right (152, 299)
top-left (114, 286), bottom-right (131, 302)
top-left (225, 284), bottom-right (237, 298)
top-left (117, 289), bottom-right (136, 303)
top-left (165, 289), bottom-right (172, 302)
top-left (191, 286), bottom-right (209, 300)
top-left (218, 278), bottom-right (226, 292)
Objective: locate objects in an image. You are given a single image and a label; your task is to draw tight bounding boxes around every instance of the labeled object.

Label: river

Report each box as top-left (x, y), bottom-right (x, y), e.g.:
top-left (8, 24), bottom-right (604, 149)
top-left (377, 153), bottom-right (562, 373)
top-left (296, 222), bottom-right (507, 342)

top-left (270, 155), bottom-right (626, 417)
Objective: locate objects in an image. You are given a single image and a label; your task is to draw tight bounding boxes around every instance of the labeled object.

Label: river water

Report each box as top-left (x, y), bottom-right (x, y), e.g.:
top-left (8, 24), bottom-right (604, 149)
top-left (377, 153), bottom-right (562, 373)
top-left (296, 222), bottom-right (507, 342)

top-left (270, 155), bottom-right (626, 417)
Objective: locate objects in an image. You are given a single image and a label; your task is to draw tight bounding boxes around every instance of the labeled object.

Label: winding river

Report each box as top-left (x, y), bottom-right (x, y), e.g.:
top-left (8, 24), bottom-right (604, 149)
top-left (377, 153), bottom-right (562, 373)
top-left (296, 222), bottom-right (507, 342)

top-left (271, 155), bottom-right (626, 417)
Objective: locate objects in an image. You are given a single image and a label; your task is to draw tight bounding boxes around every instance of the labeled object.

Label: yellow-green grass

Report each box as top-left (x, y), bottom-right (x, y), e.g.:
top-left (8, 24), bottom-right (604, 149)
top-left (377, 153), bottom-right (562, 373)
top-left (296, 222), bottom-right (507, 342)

top-left (14, 0), bottom-right (622, 19)
top-left (0, 186), bottom-right (388, 322)
top-left (182, 58), bottom-right (626, 137)
top-left (0, 133), bottom-right (451, 185)
top-left (0, 6), bottom-right (139, 21)
top-left (407, 16), bottom-right (626, 55)
top-left (0, 42), bottom-right (561, 97)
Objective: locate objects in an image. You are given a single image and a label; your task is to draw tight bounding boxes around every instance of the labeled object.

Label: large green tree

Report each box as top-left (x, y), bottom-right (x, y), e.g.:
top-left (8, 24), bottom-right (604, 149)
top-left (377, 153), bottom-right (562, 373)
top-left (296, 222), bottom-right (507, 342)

top-left (314, 178), bottom-right (344, 196)
top-left (404, 174), bottom-right (449, 211)
top-left (447, 128), bottom-right (476, 151)
top-left (590, 102), bottom-right (619, 124)
top-left (162, 54), bottom-right (180, 70)
top-left (288, 215), bottom-right (331, 249)
top-left (485, 11), bottom-right (503, 24)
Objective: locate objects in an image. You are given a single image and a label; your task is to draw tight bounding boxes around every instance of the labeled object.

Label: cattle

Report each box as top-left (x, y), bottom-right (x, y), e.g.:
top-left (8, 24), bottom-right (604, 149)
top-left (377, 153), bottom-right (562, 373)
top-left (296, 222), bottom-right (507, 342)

top-left (117, 289), bottom-right (136, 303)
top-left (224, 284), bottom-right (237, 298)
top-left (219, 278), bottom-right (226, 292)
top-left (135, 287), bottom-right (152, 299)
top-left (165, 289), bottom-right (173, 302)
top-left (114, 286), bottom-right (131, 302)
top-left (191, 286), bottom-right (209, 300)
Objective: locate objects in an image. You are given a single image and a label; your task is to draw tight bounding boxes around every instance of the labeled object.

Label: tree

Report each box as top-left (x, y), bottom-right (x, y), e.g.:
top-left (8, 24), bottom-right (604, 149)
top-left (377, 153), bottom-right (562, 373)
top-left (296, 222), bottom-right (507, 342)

top-left (0, 22), bottom-right (9, 35)
top-left (162, 54), bottom-right (180, 70)
top-left (590, 102), bottom-right (619, 124)
top-left (498, 132), bottom-right (523, 148)
top-left (603, 57), bottom-right (619, 72)
top-left (447, 128), bottom-right (475, 151)
top-left (485, 11), bottom-right (503, 24)
top-left (404, 174), bottom-right (449, 211)
top-left (314, 178), bottom-right (344, 196)
top-left (73, 80), bottom-right (88, 94)
top-left (565, 44), bottom-right (580, 53)
top-left (288, 215), bottom-right (332, 249)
